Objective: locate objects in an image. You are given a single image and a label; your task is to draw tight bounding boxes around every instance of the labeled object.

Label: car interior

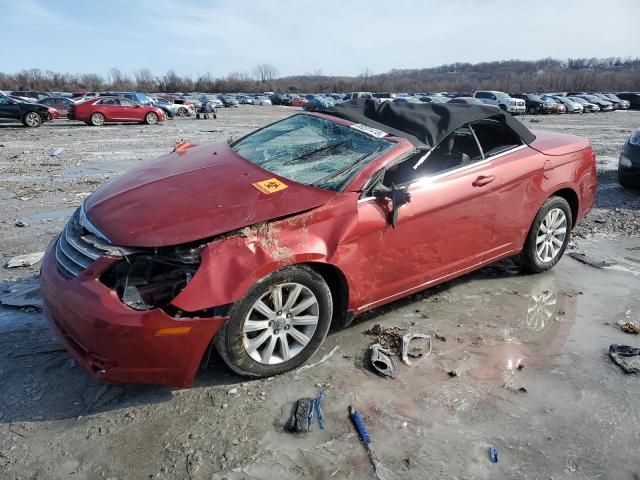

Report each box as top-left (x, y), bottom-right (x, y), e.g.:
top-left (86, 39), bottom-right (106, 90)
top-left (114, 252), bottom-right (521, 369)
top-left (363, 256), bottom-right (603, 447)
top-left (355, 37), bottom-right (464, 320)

top-left (381, 119), bottom-right (523, 187)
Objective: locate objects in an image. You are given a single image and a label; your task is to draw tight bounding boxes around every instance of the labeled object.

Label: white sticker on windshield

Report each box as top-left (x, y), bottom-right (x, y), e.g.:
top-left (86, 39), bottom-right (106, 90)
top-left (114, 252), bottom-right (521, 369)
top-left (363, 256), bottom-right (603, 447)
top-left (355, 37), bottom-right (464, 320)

top-left (349, 123), bottom-right (388, 138)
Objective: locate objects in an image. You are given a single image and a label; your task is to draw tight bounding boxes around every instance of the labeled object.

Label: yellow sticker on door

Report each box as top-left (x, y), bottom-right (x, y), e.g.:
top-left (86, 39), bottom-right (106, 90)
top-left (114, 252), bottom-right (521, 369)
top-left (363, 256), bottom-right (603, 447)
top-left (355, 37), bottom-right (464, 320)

top-left (252, 178), bottom-right (288, 194)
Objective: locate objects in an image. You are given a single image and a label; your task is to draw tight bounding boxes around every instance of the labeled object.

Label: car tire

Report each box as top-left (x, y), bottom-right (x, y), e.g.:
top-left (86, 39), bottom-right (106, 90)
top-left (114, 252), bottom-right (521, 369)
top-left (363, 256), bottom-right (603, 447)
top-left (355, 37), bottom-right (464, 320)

top-left (22, 112), bottom-right (42, 128)
top-left (215, 265), bottom-right (333, 377)
top-left (528, 107), bottom-right (536, 114)
top-left (90, 112), bottom-right (105, 126)
top-left (177, 107), bottom-right (187, 117)
top-left (518, 196), bottom-right (572, 273)
top-left (499, 104), bottom-right (507, 111)
top-left (144, 112), bottom-right (159, 125)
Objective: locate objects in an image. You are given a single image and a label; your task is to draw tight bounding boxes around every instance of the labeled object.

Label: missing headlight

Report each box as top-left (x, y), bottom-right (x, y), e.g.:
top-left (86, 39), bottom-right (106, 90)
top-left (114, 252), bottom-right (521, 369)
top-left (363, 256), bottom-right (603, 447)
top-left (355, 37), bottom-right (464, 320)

top-left (101, 248), bottom-right (201, 311)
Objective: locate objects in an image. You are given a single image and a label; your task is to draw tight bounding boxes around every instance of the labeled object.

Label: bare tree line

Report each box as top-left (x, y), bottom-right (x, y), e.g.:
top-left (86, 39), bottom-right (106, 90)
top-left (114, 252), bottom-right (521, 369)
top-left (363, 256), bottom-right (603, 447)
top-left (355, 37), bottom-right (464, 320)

top-left (1, 58), bottom-right (638, 94)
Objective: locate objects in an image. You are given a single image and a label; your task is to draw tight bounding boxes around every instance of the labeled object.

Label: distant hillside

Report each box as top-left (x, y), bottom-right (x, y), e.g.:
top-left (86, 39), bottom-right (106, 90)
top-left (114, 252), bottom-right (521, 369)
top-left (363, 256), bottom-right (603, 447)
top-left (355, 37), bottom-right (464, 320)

top-left (1, 57), bottom-right (638, 93)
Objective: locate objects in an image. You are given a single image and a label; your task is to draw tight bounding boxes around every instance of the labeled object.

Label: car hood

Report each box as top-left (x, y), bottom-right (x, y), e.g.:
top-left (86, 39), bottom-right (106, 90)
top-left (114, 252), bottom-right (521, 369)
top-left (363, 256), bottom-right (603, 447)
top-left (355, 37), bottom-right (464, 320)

top-left (83, 142), bottom-right (336, 247)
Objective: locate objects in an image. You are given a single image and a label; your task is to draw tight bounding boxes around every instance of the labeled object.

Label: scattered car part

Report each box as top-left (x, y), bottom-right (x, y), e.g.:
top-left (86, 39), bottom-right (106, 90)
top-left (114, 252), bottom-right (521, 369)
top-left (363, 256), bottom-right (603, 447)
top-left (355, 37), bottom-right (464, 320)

top-left (609, 344), bottom-right (640, 374)
top-left (489, 447), bottom-right (499, 463)
top-left (349, 406), bottom-right (389, 480)
top-left (287, 397), bottom-right (313, 433)
top-left (568, 252), bottom-right (614, 269)
top-left (6, 252), bottom-right (44, 268)
top-left (401, 333), bottom-right (431, 365)
top-left (621, 321), bottom-right (640, 334)
top-left (369, 344), bottom-right (396, 378)
top-left (0, 277), bottom-right (42, 309)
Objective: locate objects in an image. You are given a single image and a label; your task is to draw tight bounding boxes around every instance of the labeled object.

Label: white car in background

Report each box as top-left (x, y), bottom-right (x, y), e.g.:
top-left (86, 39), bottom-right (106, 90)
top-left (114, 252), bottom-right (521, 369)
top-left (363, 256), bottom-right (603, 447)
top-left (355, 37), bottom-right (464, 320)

top-left (198, 94), bottom-right (224, 108)
top-left (253, 96), bottom-right (272, 106)
top-left (473, 90), bottom-right (526, 114)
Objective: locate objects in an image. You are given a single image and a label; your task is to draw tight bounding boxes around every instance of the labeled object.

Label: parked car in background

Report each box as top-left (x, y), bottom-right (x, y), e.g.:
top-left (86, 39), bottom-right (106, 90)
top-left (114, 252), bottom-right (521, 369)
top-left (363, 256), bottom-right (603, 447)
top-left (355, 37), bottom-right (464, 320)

top-left (473, 91), bottom-right (526, 114)
top-left (289, 97), bottom-right (309, 107)
top-left (148, 97), bottom-right (177, 119)
top-left (419, 95), bottom-right (449, 103)
top-left (599, 94), bottom-right (629, 110)
top-left (10, 91), bottom-right (51, 101)
top-left (270, 94), bottom-right (290, 105)
top-left (372, 93), bottom-right (397, 103)
top-left (572, 94), bottom-right (613, 111)
top-left (447, 97), bottom-right (485, 105)
top-left (218, 95), bottom-right (239, 107)
top-left (616, 92), bottom-right (640, 110)
top-left (253, 96), bottom-right (272, 106)
top-left (69, 97), bottom-right (165, 126)
top-left (39, 96), bottom-right (77, 117)
top-left (540, 95), bottom-right (566, 114)
top-left (40, 101), bottom-right (596, 386)
top-left (551, 96), bottom-right (583, 114)
top-left (0, 93), bottom-right (55, 127)
top-left (303, 96), bottom-right (335, 110)
top-left (618, 128), bottom-right (640, 188)
top-left (343, 92), bottom-right (373, 101)
top-left (568, 96), bottom-right (600, 113)
top-left (170, 98), bottom-right (196, 116)
top-left (511, 94), bottom-right (552, 114)
top-left (393, 97), bottom-right (423, 104)
top-left (237, 95), bottom-right (254, 105)
top-left (199, 95), bottom-right (223, 108)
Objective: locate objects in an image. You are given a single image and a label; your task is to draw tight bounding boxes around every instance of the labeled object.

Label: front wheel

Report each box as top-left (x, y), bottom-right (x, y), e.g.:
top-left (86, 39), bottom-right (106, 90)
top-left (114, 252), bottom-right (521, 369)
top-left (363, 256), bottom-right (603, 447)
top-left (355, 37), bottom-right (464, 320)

top-left (90, 112), bottom-right (105, 126)
top-left (177, 107), bottom-right (188, 116)
top-left (144, 112), bottom-right (159, 125)
top-left (23, 112), bottom-right (42, 127)
top-left (518, 196), bottom-right (572, 273)
top-left (215, 266), bottom-right (333, 377)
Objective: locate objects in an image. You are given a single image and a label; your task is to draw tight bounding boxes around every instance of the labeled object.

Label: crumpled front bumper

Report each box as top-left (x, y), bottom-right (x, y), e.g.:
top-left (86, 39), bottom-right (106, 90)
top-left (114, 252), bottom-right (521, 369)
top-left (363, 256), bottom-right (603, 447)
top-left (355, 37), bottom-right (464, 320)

top-left (40, 240), bottom-right (228, 387)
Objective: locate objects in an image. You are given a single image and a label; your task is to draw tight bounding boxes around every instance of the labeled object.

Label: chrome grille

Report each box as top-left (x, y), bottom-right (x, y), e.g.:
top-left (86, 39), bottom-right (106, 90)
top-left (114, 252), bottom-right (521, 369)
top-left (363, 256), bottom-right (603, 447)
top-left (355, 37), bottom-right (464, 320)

top-left (55, 210), bottom-right (107, 278)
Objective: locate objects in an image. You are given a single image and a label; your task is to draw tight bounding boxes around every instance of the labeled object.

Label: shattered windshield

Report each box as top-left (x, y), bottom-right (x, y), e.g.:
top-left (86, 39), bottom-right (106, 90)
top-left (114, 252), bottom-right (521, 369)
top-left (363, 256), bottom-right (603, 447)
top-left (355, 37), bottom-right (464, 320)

top-left (232, 114), bottom-right (394, 191)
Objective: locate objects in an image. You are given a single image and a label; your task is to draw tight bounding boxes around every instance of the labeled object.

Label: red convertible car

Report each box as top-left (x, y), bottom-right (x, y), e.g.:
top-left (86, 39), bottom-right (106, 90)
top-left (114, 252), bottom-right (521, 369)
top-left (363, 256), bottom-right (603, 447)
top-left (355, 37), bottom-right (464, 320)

top-left (41, 101), bottom-right (596, 386)
top-left (69, 97), bottom-right (165, 126)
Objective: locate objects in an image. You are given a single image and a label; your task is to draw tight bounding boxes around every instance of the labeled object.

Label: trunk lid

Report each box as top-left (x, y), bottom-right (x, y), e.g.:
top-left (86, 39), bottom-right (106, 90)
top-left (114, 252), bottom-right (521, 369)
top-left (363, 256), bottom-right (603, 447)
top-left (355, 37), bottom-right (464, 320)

top-left (529, 130), bottom-right (591, 156)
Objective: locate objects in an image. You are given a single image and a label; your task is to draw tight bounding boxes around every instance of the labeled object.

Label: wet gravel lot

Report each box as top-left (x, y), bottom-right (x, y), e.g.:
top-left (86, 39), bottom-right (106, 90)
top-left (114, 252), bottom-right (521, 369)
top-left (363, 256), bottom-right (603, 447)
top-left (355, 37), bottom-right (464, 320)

top-left (0, 108), bottom-right (639, 479)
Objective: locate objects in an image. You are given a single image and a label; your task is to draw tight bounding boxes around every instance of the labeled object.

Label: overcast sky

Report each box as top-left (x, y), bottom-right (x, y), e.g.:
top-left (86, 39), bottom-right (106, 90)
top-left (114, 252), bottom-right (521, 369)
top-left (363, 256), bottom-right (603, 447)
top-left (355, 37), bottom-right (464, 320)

top-left (3, 0), bottom-right (639, 78)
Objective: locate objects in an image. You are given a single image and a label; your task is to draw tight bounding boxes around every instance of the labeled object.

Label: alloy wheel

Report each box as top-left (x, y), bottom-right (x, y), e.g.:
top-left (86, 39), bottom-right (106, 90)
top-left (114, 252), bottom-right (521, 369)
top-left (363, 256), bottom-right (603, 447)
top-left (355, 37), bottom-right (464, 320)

top-left (535, 208), bottom-right (567, 263)
top-left (146, 113), bottom-right (158, 124)
top-left (242, 283), bottom-right (319, 365)
top-left (25, 112), bottom-right (41, 127)
top-left (91, 113), bottom-right (105, 126)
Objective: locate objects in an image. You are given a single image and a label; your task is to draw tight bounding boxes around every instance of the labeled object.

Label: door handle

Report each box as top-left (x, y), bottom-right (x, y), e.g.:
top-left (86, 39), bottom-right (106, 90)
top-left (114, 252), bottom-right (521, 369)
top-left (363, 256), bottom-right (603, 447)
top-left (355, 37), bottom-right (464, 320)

top-left (472, 175), bottom-right (495, 187)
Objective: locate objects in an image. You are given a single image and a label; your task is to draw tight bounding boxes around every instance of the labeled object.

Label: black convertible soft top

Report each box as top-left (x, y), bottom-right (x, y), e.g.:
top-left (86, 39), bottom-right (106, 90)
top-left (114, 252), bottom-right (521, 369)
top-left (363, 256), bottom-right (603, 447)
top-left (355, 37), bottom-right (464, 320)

top-left (319, 99), bottom-right (536, 149)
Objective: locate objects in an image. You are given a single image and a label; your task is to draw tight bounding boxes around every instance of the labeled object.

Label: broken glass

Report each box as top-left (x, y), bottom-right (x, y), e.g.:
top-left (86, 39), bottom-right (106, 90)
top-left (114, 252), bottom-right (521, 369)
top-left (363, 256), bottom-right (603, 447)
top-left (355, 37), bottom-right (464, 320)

top-left (232, 114), bottom-right (393, 191)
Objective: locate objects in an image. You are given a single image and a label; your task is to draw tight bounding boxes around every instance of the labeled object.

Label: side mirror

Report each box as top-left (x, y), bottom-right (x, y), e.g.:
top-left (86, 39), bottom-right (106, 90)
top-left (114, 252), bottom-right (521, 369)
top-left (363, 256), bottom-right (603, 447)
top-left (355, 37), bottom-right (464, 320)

top-left (371, 183), bottom-right (411, 228)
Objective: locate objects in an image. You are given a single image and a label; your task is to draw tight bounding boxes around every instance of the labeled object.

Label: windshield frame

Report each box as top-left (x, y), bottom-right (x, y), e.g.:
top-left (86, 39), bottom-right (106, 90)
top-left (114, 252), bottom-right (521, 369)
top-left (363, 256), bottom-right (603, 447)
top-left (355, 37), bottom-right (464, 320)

top-left (230, 113), bottom-right (398, 192)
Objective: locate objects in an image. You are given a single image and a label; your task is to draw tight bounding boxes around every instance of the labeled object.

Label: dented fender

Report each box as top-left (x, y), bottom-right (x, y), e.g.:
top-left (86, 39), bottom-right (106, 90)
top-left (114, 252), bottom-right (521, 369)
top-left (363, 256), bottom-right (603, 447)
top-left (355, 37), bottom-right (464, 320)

top-left (171, 194), bottom-right (361, 313)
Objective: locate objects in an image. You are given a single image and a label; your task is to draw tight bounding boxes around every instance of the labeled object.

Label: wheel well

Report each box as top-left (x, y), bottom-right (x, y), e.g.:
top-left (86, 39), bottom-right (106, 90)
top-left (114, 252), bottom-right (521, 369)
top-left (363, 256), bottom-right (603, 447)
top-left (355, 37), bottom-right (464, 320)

top-left (551, 188), bottom-right (579, 226)
top-left (304, 262), bottom-right (350, 329)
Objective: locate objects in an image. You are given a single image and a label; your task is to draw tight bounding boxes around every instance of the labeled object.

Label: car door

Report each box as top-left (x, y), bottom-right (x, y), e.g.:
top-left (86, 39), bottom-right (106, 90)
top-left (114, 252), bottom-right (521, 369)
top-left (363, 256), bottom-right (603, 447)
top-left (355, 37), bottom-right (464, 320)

top-left (0, 96), bottom-right (22, 120)
top-left (470, 120), bottom-right (546, 258)
top-left (116, 98), bottom-right (140, 120)
top-left (353, 126), bottom-right (500, 307)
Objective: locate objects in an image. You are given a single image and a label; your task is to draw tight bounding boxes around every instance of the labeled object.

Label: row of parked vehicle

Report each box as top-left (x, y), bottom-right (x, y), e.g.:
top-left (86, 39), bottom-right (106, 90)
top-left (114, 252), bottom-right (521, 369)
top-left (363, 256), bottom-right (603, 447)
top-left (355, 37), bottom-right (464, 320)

top-left (2, 88), bottom-right (640, 127)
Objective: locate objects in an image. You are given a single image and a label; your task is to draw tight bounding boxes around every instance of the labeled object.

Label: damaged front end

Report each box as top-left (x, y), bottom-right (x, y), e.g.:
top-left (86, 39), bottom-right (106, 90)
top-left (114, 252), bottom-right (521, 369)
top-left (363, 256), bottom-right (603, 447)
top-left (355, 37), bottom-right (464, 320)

top-left (100, 245), bottom-right (202, 311)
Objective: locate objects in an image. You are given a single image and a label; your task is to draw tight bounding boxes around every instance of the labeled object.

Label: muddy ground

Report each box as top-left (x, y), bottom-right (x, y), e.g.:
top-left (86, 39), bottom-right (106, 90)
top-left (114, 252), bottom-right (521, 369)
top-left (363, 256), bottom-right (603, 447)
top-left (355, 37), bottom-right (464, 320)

top-left (0, 108), bottom-right (639, 479)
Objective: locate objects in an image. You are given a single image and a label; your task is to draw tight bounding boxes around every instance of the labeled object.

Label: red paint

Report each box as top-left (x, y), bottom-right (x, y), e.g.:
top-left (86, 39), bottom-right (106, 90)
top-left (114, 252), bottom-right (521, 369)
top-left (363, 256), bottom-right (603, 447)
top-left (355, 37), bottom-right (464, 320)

top-left (41, 112), bottom-right (597, 386)
top-left (69, 98), bottom-right (165, 124)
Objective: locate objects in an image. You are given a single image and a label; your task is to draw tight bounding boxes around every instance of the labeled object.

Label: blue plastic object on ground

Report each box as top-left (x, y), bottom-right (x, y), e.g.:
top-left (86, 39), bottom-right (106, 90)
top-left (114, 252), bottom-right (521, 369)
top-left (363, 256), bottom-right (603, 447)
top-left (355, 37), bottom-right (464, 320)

top-left (349, 406), bottom-right (371, 444)
top-left (489, 447), bottom-right (499, 463)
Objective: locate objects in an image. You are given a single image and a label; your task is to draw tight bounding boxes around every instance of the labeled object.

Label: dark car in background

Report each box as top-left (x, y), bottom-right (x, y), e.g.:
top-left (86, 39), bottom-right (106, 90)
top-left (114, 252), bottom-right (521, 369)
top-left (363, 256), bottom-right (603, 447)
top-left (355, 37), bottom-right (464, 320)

top-left (218, 95), bottom-right (239, 107)
top-left (39, 96), bottom-right (76, 117)
top-left (10, 90), bottom-right (51, 101)
top-left (616, 92), bottom-right (640, 109)
top-left (571, 94), bottom-right (614, 111)
top-left (0, 93), bottom-right (55, 127)
top-left (619, 128), bottom-right (640, 188)
top-left (512, 94), bottom-right (552, 114)
top-left (600, 94), bottom-right (629, 109)
top-left (270, 94), bottom-right (290, 105)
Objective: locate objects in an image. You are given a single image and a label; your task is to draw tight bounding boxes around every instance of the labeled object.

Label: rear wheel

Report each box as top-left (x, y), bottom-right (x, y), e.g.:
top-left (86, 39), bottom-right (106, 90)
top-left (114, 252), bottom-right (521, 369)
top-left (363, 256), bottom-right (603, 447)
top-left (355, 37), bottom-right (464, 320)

top-left (177, 107), bottom-right (188, 116)
top-left (144, 112), bottom-right (158, 125)
top-left (215, 266), bottom-right (333, 377)
top-left (528, 107), bottom-right (536, 114)
top-left (90, 112), bottom-right (105, 126)
top-left (518, 197), bottom-right (572, 273)
top-left (23, 112), bottom-right (42, 128)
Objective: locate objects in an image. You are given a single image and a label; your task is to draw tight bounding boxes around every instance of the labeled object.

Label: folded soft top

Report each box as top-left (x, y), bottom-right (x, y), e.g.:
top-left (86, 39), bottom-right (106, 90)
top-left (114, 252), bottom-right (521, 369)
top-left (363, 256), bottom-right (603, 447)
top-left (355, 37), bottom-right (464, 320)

top-left (319, 99), bottom-right (536, 149)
